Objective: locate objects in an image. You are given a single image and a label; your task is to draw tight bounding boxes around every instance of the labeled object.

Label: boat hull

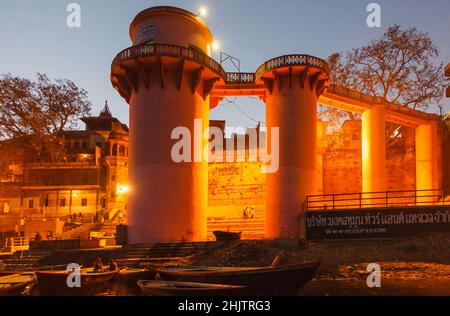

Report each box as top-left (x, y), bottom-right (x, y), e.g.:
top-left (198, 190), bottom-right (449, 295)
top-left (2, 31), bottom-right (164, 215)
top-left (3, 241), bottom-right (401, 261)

top-left (137, 280), bottom-right (246, 296)
top-left (118, 268), bottom-right (157, 283)
top-left (36, 268), bottom-right (118, 293)
top-left (157, 261), bottom-right (320, 295)
top-left (0, 274), bottom-right (36, 296)
top-left (213, 231), bottom-right (242, 241)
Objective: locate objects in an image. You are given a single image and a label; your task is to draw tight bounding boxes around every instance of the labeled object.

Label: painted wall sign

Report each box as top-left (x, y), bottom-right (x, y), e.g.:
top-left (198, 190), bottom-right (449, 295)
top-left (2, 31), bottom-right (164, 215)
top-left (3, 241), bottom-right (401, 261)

top-left (306, 206), bottom-right (450, 239)
top-left (139, 25), bottom-right (156, 41)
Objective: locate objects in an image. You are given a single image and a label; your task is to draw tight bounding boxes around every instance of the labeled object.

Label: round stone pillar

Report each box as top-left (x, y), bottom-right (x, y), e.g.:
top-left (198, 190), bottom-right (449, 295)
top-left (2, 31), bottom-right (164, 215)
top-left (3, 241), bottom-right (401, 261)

top-left (361, 104), bottom-right (386, 193)
top-left (111, 7), bottom-right (223, 243)
top-left (257, 58), bottom-right (329, 238)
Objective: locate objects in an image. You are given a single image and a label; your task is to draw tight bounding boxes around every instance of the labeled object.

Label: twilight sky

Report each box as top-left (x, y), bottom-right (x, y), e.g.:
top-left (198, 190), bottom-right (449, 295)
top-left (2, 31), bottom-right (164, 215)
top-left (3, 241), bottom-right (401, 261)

top-left (0, 0), bottom-right (449, 131)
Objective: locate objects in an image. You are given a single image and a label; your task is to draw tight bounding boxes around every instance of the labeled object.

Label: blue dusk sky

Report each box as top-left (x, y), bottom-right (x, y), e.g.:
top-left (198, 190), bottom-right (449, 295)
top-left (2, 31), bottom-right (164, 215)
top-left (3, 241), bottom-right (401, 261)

top-left (0, 0), bottom-right (449, 131)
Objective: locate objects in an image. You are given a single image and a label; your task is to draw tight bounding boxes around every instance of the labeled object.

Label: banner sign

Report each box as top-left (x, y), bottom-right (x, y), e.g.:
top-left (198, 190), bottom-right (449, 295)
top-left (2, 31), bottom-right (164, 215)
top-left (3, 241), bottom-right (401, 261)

top-left (306, 206), bottom-right (450, 239)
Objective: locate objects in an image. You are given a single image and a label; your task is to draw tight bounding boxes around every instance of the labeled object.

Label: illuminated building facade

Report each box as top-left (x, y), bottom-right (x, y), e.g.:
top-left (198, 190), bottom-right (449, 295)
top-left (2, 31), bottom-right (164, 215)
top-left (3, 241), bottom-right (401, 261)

top-left (0, 103), bottom-right (129, 237)
top-left (111, 6), bottom-right (444, 243)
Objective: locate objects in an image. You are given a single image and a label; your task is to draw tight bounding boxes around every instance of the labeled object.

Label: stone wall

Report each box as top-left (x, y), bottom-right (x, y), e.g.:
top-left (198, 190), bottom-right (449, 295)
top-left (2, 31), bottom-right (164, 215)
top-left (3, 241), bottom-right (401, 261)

top-left (207, 120), bottom-right (420, 238)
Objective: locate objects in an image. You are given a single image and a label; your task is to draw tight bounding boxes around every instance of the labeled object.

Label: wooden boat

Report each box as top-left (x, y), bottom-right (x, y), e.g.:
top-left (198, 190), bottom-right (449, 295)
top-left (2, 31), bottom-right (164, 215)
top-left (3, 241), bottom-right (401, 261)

top-left (137, 280), bottom-right (246, 296)
top-left (118, 268), bottom-right (156, 282)
top-left (0, 271), bottom-right (17, 277)
top-left (213, 231), bottom-right (242, 241)
top-left (157, 260), bottom-right (320, 295)
top-left (0, 273), bottom-right (36, 296)
top-left (36, 267), bottom-right (119, 291)
top-left (0, 264), bottom-right (69, 277)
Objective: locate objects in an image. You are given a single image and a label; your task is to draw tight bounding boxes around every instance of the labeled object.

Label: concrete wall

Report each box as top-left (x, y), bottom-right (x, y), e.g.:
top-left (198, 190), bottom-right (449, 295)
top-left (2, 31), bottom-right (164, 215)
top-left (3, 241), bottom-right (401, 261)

top-left (206, 120), bottom-right (419, 238)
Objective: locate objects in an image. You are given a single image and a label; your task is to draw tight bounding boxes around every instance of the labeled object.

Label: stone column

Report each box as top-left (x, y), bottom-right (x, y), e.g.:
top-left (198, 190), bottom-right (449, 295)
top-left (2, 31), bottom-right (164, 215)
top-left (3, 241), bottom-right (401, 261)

top-left (415, 122), bottom-right (440, 202)
top-left (263, 64), bottom-right (329, 238)
top-left (361, 104), bottom-right (386, 194)
top-left (111, 7), bottom-right (219, 243)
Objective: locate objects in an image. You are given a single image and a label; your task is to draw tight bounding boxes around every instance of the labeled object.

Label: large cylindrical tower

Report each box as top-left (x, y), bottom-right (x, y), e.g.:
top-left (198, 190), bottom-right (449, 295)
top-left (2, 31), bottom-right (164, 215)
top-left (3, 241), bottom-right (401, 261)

top-left (111, 7), bottom-right (224, 243)
top-left (257, 56), bottom-right (329, 238)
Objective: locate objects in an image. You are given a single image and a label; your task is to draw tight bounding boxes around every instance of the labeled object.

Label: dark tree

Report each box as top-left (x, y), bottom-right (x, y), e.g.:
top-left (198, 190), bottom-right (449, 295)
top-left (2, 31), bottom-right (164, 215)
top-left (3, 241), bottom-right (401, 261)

top-left (0, 73), bottom-right (92, 161)
top-left (320, 25), bottom-right (449, 153)
top-left (328, 25), bottom-right (447, 110)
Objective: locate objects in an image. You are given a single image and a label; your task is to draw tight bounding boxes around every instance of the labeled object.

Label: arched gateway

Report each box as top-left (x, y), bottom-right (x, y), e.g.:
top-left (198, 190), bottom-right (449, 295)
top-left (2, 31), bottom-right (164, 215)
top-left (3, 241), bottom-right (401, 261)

top-left (111, 6), bottom-right (441, 243)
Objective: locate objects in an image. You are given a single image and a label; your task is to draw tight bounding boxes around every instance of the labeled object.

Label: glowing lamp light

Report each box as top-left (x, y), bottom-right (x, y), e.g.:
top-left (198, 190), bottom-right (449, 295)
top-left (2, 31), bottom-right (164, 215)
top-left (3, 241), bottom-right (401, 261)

top-left (198, 6), bottom-right (208, 18)
top-left (117, 185), bottom-right (129, 194)
top-left (212, 40), bottom-right (220, 51)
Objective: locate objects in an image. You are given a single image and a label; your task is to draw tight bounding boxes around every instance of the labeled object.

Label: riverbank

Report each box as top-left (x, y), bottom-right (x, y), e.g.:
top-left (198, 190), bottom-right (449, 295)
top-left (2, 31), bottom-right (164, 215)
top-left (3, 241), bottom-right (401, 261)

top-left (188, 232), bottom-right (450, 295)
top-left (5, 232), bottom-right (450, 296)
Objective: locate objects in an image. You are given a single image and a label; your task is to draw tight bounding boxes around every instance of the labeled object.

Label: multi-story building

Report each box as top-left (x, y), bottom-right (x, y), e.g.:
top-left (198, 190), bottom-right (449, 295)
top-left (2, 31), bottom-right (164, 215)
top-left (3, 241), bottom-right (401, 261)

top-left (0, 103), bottom-right (129, 236)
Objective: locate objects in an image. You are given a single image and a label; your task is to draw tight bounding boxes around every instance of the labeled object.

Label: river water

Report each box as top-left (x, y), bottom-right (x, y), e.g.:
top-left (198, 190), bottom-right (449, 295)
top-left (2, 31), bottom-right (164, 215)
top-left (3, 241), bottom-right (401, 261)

top-left (29, 277), bottom-right (450, 296)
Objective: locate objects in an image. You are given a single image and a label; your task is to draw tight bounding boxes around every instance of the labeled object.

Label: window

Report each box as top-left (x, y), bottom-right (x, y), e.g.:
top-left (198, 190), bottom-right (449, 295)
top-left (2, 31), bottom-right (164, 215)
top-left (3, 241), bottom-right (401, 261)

top-left (2, 202), bottom-right (10, 214)
top-left (110, 191), bottom-right (115, 199)
top-left (104, 143), bottom-right (110, 156)
top-left (60, 198), bottom-right (66, 207)
top-left (28, 200), bottom-right (34, 209)
top-left (44, 198), bottom-right (49, 207)
top-left (119, 145), bottom-right (125, 157)
top-left (112, 144), bottom-right (118, 156)
top-left (81, 198), bottom-right (88, 207)
top-left (111, 175), bottom-right (116, 182)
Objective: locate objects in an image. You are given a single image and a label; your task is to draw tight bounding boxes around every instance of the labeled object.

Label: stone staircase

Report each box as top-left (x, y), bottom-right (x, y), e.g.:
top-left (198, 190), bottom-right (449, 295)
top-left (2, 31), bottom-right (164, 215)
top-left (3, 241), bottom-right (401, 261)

top-left (35, 241), bottom-right (224, 267)
top-left (96, 221), bottom-right (117, 236)
top-left (57, 222), bottom-right (100, 240)
top-left (1, 250), bottom-right (51, 269)
top-left (122, 241), bottom-right (219, 259)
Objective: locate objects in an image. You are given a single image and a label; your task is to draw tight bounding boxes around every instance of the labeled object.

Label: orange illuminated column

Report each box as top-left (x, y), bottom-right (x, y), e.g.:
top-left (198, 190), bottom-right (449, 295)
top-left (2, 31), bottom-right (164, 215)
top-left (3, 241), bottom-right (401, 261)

top-left (316, 121), bottom-right (328, 196)
top-left (361, 104), bottom-right (386, 197)
top-left (415, 122), bottom-right (440, 202)
top-left (110, 7), bottom-right (222, 243)
top-left (261, 60), bottom-right (329, 238)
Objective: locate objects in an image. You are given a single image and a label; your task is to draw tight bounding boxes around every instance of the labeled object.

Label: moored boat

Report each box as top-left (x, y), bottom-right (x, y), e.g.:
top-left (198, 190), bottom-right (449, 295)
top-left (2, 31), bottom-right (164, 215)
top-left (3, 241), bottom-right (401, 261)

top-left (137, 280), bottom-right (246, 296)
top-left (157, 260), bottom-right (320, 295)
top-left (118, 268), bottom-right (156, 282)
top-left (213, 231), bottom-right (242, 241)
top-left (36, 267), bottom-right (119, 292)
top-left (0, 273), bottom-right (36, 296)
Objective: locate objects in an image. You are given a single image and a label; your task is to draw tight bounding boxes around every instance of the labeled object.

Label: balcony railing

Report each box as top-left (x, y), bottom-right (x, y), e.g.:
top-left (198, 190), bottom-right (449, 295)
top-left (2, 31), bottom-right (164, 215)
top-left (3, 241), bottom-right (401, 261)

top-left (305, 188), bottom-right (449, 211)
top-left (112, 42), bottom-right (226, 79)
top-left (23, 161), bottom-right (96, 168)
top-left (255, 54), bottom-right (330, 79)
top-left (225, 72), bottom-right (256, 84)
top-left (325, 84), bottom-right (438, 121)
top-left (6, 237), bottom-right (29, 247)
